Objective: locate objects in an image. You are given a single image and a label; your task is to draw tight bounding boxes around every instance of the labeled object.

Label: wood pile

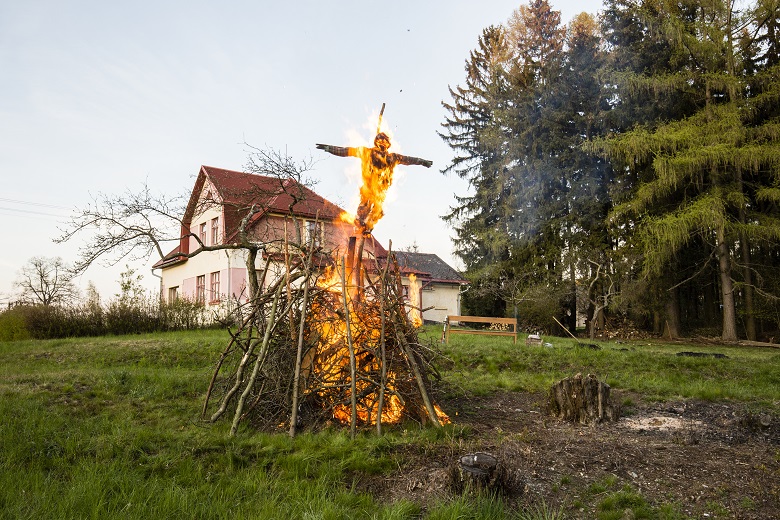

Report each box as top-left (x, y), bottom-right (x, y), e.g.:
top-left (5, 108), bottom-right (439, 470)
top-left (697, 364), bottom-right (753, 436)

top-left (202, 241), bottom-right (447, 437)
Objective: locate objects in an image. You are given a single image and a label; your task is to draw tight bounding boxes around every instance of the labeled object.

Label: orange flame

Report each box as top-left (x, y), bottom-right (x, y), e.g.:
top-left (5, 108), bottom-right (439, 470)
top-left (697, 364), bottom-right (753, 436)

top-left (408, 273), bottom-right (422, 328)
top-left (310, 263), bottom-right (407, 425)
top-left (306, 111), bottom-right (448, 428)
top-left (339, 211), bottom-right (356, 226)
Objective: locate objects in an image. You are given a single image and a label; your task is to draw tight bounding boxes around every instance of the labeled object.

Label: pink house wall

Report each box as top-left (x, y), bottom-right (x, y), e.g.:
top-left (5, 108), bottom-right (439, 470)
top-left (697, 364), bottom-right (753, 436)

top-left (181, 276), bottom-right (196, 300)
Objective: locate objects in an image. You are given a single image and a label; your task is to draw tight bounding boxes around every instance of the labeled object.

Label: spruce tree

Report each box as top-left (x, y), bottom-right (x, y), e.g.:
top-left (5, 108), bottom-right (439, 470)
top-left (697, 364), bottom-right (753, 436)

top-left (439, 25), bottom-right (515, 315)
top-left (591, 0), bottom-right (780, 341)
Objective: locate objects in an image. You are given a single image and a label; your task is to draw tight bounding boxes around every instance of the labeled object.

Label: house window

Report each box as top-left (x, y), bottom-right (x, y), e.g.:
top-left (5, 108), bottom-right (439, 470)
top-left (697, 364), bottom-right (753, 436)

top-left (210, 271), bottom-right (220, 302)
top-left (211, 217), bottom-right (219, 245)
top-left (304, 220), bottom-right (323, 247)
top-left (168, 286), bottom-right (179, 302)
top-left (199, 222), bottom-right (207, 245)
top-left (196, 275), bottom-right (206, 303)
top-left (402, 285), bottom-right (410, 300)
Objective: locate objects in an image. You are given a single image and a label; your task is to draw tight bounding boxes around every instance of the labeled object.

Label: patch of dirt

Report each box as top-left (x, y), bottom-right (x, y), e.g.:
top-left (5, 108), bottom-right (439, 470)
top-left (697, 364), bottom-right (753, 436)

top-left (358, 392), bottom-right (780, 518)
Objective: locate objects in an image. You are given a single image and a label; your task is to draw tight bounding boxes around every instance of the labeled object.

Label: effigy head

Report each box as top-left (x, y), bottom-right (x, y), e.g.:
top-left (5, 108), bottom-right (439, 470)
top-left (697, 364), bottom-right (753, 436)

top-left (374, 132), bottom-right (391, 150)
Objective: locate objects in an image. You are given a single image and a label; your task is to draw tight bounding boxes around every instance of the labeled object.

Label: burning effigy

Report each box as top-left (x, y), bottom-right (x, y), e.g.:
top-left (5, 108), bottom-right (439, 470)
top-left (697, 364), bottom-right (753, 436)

top-left (203, 106), bottom-right (448, 436)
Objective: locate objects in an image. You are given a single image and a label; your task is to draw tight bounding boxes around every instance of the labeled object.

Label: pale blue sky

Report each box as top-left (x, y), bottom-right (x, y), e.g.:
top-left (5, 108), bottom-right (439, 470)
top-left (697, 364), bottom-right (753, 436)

top-left (0, 0), bottom-right (604, 302)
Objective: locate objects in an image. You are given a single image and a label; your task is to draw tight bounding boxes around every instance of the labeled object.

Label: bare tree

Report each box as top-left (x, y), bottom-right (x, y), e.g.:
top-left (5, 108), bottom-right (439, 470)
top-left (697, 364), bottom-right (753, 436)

top-left (55, 149), bottom-right (316, 291)
top-left (55, 183), bottom-right (188, 275)
top-left (14, 256), bottom-right (79, 306)
top-left (586, 258), bottom-right (617, 340)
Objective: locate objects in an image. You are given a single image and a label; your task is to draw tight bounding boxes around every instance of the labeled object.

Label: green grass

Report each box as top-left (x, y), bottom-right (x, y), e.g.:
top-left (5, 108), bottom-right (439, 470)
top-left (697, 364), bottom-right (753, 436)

top-left (1, 328), bottom-right (778, 518)
top-left (423, 326), bottom-right (780, 405)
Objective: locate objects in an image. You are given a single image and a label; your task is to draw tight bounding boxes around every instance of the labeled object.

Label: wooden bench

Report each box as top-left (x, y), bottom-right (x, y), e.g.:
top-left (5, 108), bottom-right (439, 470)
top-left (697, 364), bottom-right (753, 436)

top-left (444, 315), bottom-right (518, 344)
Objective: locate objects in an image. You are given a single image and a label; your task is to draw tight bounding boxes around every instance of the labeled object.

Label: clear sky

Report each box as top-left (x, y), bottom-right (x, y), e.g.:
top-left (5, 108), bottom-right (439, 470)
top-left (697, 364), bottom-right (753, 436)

top-left (0, 0), bottom-right (604, 303)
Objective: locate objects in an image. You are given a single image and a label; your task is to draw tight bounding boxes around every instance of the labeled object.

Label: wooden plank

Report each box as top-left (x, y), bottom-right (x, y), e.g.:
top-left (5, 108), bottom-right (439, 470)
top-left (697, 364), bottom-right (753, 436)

top-left (448, 330), bottom-right (517, 337)
top-left (445, 315), bottom-right (518, 344)
top-left (448, 315), bottom-right (516, 325)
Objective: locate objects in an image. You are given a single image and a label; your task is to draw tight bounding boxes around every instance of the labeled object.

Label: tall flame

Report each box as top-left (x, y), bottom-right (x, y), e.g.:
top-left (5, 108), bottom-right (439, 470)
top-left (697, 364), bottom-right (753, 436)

top-left (308, 263), bottom-right (407, 425)
top-left (408, 273), bottom-right (422, 328)
top-left (307, 108), bottom-right (446, 428)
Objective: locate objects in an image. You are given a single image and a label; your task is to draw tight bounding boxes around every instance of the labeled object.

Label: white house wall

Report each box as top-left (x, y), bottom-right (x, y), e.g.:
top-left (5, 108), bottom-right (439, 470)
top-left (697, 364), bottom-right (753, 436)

top-left (161, 195), bottom-right (250, 305)
top-left (421, 283), bottom-right (462, 323)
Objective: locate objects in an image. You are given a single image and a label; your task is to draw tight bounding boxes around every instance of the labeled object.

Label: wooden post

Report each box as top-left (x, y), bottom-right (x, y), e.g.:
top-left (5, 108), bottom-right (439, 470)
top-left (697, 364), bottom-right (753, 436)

top-left (376, 239), bottom-right (392, 435)
top-left (289, 232), bottom-right (316, 437)
top-left (354, 234), bottom-right (366, 301)
top-left (340, 256), bottom-right (357, 439)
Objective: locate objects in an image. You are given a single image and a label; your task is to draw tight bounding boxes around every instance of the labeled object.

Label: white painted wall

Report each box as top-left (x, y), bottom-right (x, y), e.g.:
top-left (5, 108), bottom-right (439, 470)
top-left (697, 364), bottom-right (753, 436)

top-left (421, 283), bottom-right (462, 323)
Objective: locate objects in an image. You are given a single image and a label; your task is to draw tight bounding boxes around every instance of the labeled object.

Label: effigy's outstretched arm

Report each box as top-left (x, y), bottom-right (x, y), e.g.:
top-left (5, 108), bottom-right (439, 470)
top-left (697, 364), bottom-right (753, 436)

top-left (315, 144), bottom-right (359, 158)
top-left (396, 154), bottom-right (433, 168)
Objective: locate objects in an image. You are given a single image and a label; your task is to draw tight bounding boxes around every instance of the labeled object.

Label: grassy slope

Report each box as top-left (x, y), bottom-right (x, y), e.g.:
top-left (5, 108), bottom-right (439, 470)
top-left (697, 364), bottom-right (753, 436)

top-left (1, 329), bottom-right (778, 519)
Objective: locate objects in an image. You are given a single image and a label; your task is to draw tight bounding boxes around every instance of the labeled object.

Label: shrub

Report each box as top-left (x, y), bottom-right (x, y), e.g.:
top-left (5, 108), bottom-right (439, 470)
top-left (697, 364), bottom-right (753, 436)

top-left (517, 283), bottom-right (571, 334)
top-left (159, 298), bottom-right (207, 330)
top-left (0, 296), bottom-right (218, 340)
top-left (104, 298), bottom-right (161, 335)
top-left (0, 307), bottom-right (31, 341)
top-left (13, 304), bottom-right (105, 339)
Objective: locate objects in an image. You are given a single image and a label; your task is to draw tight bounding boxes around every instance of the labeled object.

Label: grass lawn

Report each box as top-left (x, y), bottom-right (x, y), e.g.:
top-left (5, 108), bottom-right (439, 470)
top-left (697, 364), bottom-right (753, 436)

top-left (424, 326), bottom-right (780, 405)
top-left (1, 328), bottom-right (778, 519)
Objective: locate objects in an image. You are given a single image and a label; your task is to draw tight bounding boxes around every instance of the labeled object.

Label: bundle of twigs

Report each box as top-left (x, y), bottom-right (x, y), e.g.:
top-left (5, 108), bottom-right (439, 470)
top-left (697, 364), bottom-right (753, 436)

top-left (202, 241), bottom-right (446, 437)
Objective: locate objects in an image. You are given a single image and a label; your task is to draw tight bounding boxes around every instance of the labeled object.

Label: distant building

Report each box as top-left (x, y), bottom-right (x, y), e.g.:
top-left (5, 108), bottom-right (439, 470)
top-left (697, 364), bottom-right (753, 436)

top-left (393, 251), bottom-right (468, 323)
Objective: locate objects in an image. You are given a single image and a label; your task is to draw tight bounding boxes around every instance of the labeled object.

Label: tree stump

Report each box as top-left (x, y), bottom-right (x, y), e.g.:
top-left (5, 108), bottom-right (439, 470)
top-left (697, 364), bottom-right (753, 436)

top-left (548, 373), bottom-right (620, 424)
top-left (448, 452), bottom-right (524, 496)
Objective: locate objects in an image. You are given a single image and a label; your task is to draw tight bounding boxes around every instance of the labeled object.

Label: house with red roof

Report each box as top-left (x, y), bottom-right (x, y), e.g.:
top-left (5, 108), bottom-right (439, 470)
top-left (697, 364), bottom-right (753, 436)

top-left (154, 165), bottom-right (466, 322)
top-left (393, 251), bottom-right (468, 323)
top-left (154, 165), bottom-right (369, 305)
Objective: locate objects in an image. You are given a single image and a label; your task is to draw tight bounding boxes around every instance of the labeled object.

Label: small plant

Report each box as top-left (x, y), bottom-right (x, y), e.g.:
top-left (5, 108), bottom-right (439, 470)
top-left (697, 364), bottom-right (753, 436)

top-left (597, 488), bottom-right (653, 519)
top-left (705, 501), bottom-right (730, 516)
top-left (739, 496), bottom-right (756, 510)
top-left (517, 501), bottom-right (565, 520)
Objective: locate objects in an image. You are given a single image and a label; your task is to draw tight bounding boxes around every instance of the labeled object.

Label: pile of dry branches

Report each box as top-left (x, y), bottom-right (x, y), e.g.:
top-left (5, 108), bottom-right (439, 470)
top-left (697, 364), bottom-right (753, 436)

top-left (202, 244), bottom-right (446, 437)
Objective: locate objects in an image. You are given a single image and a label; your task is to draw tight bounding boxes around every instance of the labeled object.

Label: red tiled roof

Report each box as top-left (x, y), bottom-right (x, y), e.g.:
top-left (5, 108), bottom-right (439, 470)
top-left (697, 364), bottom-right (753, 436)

top-left (191, 166), bottom-right (346, 243)
top-left (393, 252), bottom-right (468, 284)
top-left (157, 165), bottom-right (358, 268)
top-left (152, 243), bottom-right (187, 269)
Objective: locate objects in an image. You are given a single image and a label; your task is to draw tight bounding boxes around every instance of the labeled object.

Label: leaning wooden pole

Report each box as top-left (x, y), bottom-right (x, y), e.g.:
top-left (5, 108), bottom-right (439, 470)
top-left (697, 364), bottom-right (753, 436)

top-left (398, 330), bottom-right (441, 427)
top-left (376, 239), bottom-right (392, 435)
top-left (202, 308), bottom-right (258, 418)
top-left (340, 256), bottom-right (358, 439)
top-left (289, 242), bottom-right (315, 437)
top-left (391, 253), bottom-right (441, 427)
top-left (229, 282), bottom-right (283, 436)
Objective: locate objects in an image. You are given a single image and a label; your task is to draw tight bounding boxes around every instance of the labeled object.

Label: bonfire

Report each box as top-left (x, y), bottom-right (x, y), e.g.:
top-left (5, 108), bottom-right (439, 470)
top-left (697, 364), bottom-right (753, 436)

top-left (203, 106), bottom-right (448, 436)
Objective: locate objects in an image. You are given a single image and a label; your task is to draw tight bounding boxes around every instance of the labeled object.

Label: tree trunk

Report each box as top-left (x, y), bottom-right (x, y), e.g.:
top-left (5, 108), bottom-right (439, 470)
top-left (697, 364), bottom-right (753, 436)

top-left (664, 285), bottom-right (681, 339)
top-left (716, 227), bottom-right (738, 341)
top-left (245, 248), bottom-right (260, 302)
top-left (736, 171), bottom-right (757, 341)
top-left (702, 270), bottom-right (717, 327)
top-left (548, 373), bottom-right (620, 424)
top-left (567, 259), bottom-right (577, 333)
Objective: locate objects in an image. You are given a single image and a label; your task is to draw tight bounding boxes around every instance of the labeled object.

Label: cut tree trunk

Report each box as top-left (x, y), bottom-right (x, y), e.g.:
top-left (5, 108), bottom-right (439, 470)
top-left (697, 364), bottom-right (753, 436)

top-left (548, 373), bottom-right (620, 424)
top-left (448, 452), bottom-right (522, 496)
